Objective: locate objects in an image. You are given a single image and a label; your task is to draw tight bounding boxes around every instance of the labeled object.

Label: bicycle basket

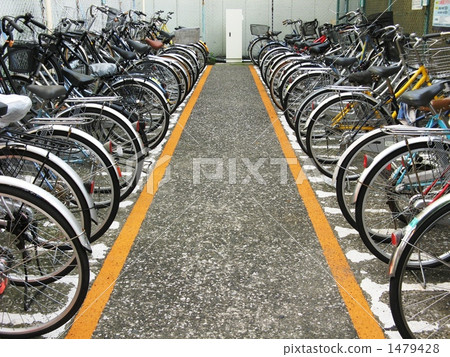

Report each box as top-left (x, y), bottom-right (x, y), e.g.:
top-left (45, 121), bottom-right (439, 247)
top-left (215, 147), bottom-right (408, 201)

top-left (302, 19), bottom-right (318, 38)
top-left (250, 24), bottom-right (269, 36)
top-left (174, 28), bottom-right (200, 44)
top-left (367, 11), bottom-right (394, 27)
top-left (7, 42), bottom-right (40, 73)
top-left (405, 36), bottom-right (450, 79)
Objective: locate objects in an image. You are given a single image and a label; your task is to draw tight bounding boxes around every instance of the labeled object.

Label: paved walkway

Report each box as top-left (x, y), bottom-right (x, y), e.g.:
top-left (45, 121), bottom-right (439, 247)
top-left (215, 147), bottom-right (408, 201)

top-left (64, 64), bottom-right (385, 339)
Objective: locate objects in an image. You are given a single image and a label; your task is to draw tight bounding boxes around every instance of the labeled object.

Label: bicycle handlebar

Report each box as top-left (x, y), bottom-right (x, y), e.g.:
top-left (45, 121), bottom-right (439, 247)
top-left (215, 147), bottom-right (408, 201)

top-left (24, 13), bottom-right (47, 30)
top-left (1, 16), bottom-right (23, 34)
top-left (338, 8), bottom-right (364, 23)
top-left (372, 24), bottom-right (400, 39)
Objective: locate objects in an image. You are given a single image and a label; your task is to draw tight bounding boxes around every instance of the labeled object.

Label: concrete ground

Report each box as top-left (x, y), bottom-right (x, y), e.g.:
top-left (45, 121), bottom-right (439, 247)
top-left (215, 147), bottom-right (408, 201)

top-left (55, 64), bottom-right (399, 340)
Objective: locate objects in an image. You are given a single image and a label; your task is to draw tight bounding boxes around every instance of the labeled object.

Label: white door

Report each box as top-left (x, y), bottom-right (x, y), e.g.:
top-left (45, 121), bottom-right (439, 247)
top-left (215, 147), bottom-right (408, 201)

top-left (226, 9), bottom-right (243, 62)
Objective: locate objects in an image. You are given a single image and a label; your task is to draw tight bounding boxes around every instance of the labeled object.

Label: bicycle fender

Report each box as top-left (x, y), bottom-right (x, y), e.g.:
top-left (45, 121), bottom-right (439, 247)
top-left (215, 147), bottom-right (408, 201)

top-left (388, 194), bottom-right (450, 277)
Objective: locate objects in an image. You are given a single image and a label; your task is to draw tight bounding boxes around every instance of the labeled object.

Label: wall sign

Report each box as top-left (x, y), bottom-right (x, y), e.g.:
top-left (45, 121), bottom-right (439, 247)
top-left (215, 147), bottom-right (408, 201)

top-left (412, 0), bottom-right (423, 10)
top-left (433, 0), bottom-right (450, 27)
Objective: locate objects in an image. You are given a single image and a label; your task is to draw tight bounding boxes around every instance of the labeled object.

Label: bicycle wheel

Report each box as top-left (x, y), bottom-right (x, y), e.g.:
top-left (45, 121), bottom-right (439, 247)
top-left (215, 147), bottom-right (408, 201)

top-left (57, 103), bottom-right (145, 201)
top-left (259, 47), bottom-right (288, 85)
top-left (23, 125), bottom-right (120, 242)
top-left (129, 57), bottom-right (183, 113)
top-left (0, 143), bottom-right (93, 240)
top-left (306, 92), bottom-right (392, 178)
top-left (257, 42), bottom-right (284, 69)
top-left (294, 87), bottom-right (337, 155)
top-left (159, 55), bottom-right (190, 101)
top-left (278, 61), bottom-right (322, 108)
top-left (389, 195), bottom-right (450, 338)
top-left (269, 56), bottom-right (303, 110)
top-left (0, 177), bottom-right (90, 338)
top-left (333, 129), bottom-right (397, 229)
top-left (355, 137), bottom-right (450, 263)
top-left (265, 52), bottom-right (298, 89)
top-left (105, 77), bottom-right (170, 149)
top-left (160, 53), bottom-right (195, 93)
top-left (162, 45), bottom-right (199, 82)
top-left (283, 70), bottom-right (336, 130)
top-left (248, 37), bottom-right (270, 65)
top-left (187, 43), bottom-right (207, 72)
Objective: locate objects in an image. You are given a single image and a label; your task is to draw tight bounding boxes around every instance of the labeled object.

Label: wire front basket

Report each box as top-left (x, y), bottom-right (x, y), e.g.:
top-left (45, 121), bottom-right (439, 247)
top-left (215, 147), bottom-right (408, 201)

top-left (405, 36), bottom-right (450, 79)
top-left (250, 24), bottom-right (269, 36)
top-left (6, 42), bottom-right (40, 73)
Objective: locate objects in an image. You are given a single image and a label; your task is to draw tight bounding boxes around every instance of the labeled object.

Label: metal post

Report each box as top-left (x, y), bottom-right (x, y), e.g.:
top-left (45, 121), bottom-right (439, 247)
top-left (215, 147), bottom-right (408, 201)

top-left (424, 3), bottom-right (430, 34)
top-left (360, 0), bottom-right (366, 13)
top-left (271, 0), bottom-right (274, 30)
top-left (336, 0), bottom-right (340, 23)
top-left (202, 0), bottom-right (206, 40)
top-left (44, 0), bottom-right (53, 29)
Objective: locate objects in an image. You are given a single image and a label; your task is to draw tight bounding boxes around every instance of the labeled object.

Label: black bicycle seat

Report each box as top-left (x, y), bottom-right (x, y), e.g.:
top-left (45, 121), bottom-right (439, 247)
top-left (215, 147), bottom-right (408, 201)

top-left (399, 82), bottom-right (447, 107)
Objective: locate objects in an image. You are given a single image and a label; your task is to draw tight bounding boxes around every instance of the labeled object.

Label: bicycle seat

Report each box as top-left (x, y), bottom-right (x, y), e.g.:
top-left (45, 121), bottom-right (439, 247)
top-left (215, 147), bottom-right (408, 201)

top-left (27, 84), bottom-right (67, 100)
top-left (324, 56), bottom-right (358, 68)
top-left (110, 45), bottom-right (137, 61)
top-left (89, 63), bottom-right (118, 78)
top-left (399, 82), bottom-right (446, 107)
top-left (126, 39), bottom-right (150, 55)
top-left (62, 67), bottom-right (96, 87)
top-left (308, 41), bottom-right (330, 55)
top-left (368, 65), bottom-right (402, 78)
top-left (145, 38), bottom-right (164, 50)
top-left (430, 96), bottom-right (450, 111)
top-left (348, 70), bottom-right (378, 85)
top-left (157, 30), bottom-right (175, 44)
top-left (0, 94), bottom-right (32, 127)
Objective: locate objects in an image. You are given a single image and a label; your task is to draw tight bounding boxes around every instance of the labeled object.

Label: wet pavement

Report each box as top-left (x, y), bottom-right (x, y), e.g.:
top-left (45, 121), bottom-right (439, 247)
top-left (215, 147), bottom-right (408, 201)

top-left (55, 64), bottom-right (399, 339)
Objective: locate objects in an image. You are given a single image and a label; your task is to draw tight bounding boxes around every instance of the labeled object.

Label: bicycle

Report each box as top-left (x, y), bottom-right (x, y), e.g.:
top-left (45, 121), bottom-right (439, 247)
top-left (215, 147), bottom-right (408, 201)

top-left (0, 93), bottom-right (121, 243)
top-left (302, 30), bottom-right (450, 178)
top-left (0, 176), bottom-right (90, 338)
top-left (353, 130), bottom-right (449, 264)
top-left (333, 82), bottom-right (450, 230)
top-left (388, 193), bottom-right (450, 339)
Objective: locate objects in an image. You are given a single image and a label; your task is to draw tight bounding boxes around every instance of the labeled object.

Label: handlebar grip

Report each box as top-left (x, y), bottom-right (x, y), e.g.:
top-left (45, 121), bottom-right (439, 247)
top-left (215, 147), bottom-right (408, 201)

top-left (422, 32), bottom-right (450, 40)
top-left (29, 18), bottom-right (47, 30)
top-left (3, 17), bottom-right (24, 33)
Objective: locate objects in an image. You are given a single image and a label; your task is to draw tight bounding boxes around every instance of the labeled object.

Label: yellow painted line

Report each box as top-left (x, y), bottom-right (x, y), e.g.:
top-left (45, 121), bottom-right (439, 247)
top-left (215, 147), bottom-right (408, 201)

top-left (66, 65), bottom-right (213, 339)
top-left (249, 66), bottom-right (385, 339)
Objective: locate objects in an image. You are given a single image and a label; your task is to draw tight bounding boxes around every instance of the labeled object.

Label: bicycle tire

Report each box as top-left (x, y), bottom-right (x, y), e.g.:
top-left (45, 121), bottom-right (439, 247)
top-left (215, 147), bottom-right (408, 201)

top-left (248, 37), bottom-right (271, 66)
top-left (104, 76), bottom-right (170, 150)
top-left (355, 137), bottom-right (450, 263)
top-left (294, 87), bottom-right (337, 155)
top-left (283, 70), bottom-right (336, 130)
top-left (57, 103), bottom-right (145, 200)
top-left (23, 125), bottom-right (120, 242)
top-left (0, 177), bottom-right (90, 338)
top-left (0, 143), bottom-right (93, 240)
top-left (389, 195), bottom-right (450, 338)
top-left (305, 92), bottom-right (392, 178)
top-left (129, 57), bottom-right (183, 113)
